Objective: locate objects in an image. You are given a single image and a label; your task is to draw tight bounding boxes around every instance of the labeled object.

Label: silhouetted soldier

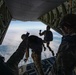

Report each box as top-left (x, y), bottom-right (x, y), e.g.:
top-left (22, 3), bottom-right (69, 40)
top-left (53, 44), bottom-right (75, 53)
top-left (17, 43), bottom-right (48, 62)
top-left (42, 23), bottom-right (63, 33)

top-left (39, 25), bottom-right (54, 56)
top-left (21, 32), bottom-right (44, 75)
top-left (49, 14), bottom-right (76, 75)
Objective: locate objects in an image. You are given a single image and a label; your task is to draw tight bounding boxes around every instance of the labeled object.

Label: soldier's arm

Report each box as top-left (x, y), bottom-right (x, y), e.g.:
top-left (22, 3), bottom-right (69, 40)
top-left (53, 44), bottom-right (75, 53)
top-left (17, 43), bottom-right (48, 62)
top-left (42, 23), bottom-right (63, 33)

top-left (6, 39), bottom-right (27, 70)
top-left (39, 30), bottom-right (45, 36)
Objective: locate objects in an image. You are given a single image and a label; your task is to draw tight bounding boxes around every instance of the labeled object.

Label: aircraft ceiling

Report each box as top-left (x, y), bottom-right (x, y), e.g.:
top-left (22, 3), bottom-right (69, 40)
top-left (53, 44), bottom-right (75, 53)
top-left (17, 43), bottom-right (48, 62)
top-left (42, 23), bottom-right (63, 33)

top-left (1, 0), bottom-right (76, 44)
top-left (4, 0), bottom-right (66, 21)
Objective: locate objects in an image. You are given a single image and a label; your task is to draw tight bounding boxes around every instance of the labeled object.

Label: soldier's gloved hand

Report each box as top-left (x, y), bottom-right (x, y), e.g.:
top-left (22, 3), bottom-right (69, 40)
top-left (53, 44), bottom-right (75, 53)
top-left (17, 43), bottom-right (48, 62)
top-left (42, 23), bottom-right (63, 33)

top-left (39, 30), bottom-right (41, 33)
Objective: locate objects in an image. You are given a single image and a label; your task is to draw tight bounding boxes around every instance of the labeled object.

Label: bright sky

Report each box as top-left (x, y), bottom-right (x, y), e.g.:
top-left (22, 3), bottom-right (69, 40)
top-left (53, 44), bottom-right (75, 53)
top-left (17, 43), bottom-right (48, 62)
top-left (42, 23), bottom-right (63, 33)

top-left (0, 20), bottom-right (62, 66)
top-left (9, 21), bottom-right (46, 30)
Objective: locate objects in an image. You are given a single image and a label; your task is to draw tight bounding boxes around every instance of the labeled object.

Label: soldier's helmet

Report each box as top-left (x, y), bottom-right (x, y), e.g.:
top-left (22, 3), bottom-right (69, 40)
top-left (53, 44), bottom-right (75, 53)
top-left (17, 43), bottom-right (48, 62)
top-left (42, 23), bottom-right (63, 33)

top-left (21, 32), bottom-right (30, 40)
top-left (47, 25), bottom-right (50, 30)
top-left (60, 14), bottom-right (76, 30)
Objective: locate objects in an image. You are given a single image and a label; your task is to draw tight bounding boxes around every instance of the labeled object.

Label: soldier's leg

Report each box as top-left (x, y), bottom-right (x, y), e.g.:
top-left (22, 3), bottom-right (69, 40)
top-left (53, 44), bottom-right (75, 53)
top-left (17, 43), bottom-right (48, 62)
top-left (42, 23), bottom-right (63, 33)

top-left (47, 42), bottom-right (54, 56)
top-left (43, 43), bottom-right (46, 51)
top-left (24, 49), bottom-right (29, 62)
top-left (31, 52), bottom-right (44, 75)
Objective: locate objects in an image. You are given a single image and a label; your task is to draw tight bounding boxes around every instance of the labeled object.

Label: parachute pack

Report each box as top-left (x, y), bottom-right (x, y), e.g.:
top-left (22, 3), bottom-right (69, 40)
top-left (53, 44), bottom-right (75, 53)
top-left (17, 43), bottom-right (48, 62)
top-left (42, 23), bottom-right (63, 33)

top-left (44, 31), bottom-right (53, 42)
